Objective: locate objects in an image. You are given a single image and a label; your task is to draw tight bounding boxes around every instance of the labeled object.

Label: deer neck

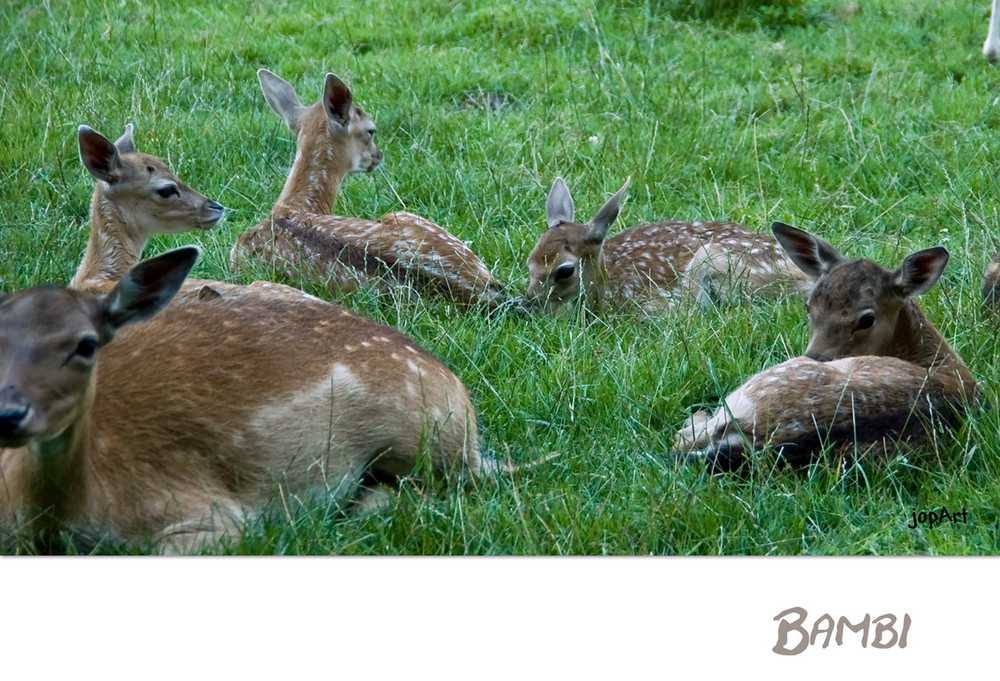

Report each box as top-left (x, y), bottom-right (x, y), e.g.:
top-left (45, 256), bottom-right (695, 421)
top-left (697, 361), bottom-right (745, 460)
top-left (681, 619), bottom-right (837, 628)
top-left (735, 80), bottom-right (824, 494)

top-left (274, 136), bottom-right (353, 216)
top-left (585, 248), bottom-right (609, 305)
top-left (892, 300), bottom-right (977, 398)
top-left (4, 385), bottom-right (96, 534)
top-left (71, 187), bottom-right (148, 291)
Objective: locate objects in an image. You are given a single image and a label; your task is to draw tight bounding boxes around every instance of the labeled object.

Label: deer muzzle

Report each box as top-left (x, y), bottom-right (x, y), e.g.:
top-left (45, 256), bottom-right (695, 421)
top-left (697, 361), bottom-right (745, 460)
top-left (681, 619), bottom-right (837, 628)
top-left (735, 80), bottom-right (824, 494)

top-left (0, 386), bottom-right (30, 442)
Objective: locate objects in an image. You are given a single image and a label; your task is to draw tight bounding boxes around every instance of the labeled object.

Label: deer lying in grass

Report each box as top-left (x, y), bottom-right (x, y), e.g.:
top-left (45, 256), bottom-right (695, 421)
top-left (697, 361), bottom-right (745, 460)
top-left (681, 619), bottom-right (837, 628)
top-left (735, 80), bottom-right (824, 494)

top-left (673, 223), bottom-right (978, 471)
top-left (0, 248), bottom-right (482, 552)
top-left (71, 124), bottom-right (223, 294)
top-left (982, 251), bottom-right (1000, 307)
top-left (525, 178), bottom-right (810, 313)
top-left (231, 69), bottom-right (510, 310)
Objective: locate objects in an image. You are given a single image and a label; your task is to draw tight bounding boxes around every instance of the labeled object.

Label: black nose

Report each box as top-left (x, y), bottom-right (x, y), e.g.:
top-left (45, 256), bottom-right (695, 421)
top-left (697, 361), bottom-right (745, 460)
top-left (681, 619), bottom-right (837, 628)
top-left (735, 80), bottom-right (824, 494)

top-left (201, 201), bottom-right (225, 227)
top-left (0, 404), bottom-right (28, 438)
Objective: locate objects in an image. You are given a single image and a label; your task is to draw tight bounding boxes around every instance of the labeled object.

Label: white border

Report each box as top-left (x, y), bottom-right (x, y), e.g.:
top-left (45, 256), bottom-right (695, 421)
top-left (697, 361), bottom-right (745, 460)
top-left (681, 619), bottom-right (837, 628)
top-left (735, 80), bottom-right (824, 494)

top-left (1, 557), bottom-right (994, 679)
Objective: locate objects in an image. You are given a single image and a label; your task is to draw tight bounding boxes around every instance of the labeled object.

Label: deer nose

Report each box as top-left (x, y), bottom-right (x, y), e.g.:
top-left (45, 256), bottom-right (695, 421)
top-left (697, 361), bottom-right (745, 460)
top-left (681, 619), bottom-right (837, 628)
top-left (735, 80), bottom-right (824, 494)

top-left (0, 404), bottom-right (29, 438)
top-left (201, 200), bottom-right (225, 226)
top-left (0, 385), bottom-right (30, 438)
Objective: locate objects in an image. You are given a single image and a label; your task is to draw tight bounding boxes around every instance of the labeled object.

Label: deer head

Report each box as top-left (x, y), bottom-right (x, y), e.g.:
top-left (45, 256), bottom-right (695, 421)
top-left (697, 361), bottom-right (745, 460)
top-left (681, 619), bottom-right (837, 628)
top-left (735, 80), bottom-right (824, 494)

top-left (258, 69), bottom-right (382, 215)
top-left (0, 248), bottom-right (198, 448)
top-left (525, 177), bottom-right (629, 312)
top-left (78, 125), bottom-right (223, 235)
top-left (772, 222), bottom-right (950, 363)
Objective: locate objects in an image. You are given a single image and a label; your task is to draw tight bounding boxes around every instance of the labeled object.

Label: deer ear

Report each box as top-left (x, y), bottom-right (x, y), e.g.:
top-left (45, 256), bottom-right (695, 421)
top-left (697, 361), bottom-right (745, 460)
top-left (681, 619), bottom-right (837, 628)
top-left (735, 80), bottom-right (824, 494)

top-left (587, 178), bottom-right (629, 244)
top-left (79, 126), bottom-right (124, 184)
top-left (102, 247), bottom-right (199, 338)
top-left (545, 177), bottom-right (575, 228)
top-left (258, 69), bottom-right (305, 133)
top-left (114, 123), bottom-right (135, 154)
top-left (893, 247), bottom-right (949, 298)
top-left (323, 74), bottom-right (353, 128)
top-left (771, 222), bottom-right (843, 280)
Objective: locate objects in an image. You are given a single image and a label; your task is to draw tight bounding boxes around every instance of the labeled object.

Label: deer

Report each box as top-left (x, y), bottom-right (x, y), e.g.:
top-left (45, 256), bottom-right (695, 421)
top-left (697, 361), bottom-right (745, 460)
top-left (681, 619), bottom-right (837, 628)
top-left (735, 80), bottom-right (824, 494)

top-left (0, 247), bottom-right (483, 553)
top-left (525, 177), bottom-right (811, 313)
top-left (230, 69), bottom-right (511, 310)
top-left (983, 251), bottom-right (1000, 308)
top-left (71, 124), bottom-right (224, 294)
top-left (673, 222), bottom-right (979, 471)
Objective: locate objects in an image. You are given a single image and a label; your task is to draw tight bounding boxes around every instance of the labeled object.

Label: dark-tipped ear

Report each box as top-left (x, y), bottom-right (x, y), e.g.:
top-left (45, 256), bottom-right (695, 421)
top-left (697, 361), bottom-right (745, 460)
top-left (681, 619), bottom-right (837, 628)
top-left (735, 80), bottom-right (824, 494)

top-left (114, 123), bottom-right (135, 154)
top-left (79, 125), bottom-right (124, 184)
top-left (893, 247), bottom-right (949, 298)
top-left (102, 247), bottom-right (199, 337)
top-left (545, 177), bottom-right (575, 228)
top-left (587, 178), bottom-right (629, 244)
top-left (323, 73), bottom-right (353, 128)
top-left (258, 69), bottom-right (305, 133)
top-left (771, 222), bottom-right (843, 280)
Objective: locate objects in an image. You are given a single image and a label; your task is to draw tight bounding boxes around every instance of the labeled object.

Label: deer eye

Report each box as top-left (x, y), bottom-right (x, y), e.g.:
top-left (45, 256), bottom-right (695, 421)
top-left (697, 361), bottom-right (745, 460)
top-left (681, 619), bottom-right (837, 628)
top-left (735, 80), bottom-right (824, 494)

top-left (855, 312), bottom-right (875, 331)
top-left (156, 185), bottom-right (179, 199)
top-left (70, 336), bottom-right (99, 362)
top-left (554, 264), bottom-right (575, 281)
top-left (368, 128), bottom-right (376, 138)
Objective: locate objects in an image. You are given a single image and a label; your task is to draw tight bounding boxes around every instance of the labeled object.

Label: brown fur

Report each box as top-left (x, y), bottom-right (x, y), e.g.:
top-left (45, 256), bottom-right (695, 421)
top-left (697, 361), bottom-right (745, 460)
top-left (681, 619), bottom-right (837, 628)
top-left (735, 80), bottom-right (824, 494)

top-left (230, 70), bottom-right (509, 310)
top-left (674, 223), bottom-right (978, 470)
top-left (982, 251), bottom-right (1000, 308)
top-left (0, 250), bottom-right (479, 552)
top-left (71, 125), bottom-right (223, 293)
top-left (526, 178), bottom-right (810, 313)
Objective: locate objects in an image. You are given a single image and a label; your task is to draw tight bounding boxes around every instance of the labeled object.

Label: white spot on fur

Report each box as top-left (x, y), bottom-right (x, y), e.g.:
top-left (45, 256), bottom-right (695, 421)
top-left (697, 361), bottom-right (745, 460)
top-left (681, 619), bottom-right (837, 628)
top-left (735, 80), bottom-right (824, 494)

top-left (723, 387), bottom-right (756, 422)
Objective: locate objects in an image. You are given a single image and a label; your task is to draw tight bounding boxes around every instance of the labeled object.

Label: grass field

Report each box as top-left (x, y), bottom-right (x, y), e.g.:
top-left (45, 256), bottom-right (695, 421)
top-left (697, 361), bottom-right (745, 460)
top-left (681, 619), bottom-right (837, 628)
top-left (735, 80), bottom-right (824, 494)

top-left (1, 0), bottom-right (999, 555)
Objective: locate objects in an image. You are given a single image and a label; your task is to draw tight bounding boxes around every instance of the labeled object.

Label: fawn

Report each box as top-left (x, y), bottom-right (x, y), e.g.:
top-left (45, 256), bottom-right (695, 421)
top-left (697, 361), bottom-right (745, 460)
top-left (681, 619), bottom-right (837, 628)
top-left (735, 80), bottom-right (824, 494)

top-left (71, 125), bottom-right (223, 293)
top-left (231, 69), bottom-right (510, 309)
top-left (525, 177), bottom-right (811, 312)
top-left (673, 222), bottom-right (978, 470)
top-left (0, 248), bottom-right (481, 552)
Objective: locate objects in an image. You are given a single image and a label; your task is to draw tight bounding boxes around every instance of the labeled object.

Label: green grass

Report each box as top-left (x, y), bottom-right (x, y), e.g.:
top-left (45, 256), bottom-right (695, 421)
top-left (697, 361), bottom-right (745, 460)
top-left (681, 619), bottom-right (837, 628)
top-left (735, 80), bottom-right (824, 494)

top-left (2, 0), bottom-right (999, 554)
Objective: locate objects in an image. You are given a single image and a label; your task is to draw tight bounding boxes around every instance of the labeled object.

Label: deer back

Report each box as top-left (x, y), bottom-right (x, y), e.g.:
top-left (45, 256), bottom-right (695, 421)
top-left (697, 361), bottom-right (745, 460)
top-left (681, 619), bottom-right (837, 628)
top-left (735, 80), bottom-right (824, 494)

top-left (91, 287), bottom-right (479, 511)
top-left (674, 354), bottom-right (969, 470)
top-left (604, 220), bottom-right (810, 308)
top-left (525, 178), bottom-right (808, 312)
top-left (232, 209), bottom-right (510, 309)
